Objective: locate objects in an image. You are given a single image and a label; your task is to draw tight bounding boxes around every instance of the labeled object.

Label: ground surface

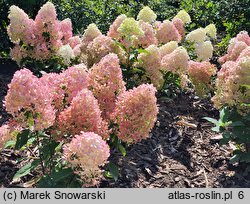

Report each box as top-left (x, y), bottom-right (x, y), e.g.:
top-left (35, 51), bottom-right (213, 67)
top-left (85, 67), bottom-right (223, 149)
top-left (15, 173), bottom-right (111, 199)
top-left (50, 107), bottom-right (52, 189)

top-left (1, 65), bottom-right (250, 188)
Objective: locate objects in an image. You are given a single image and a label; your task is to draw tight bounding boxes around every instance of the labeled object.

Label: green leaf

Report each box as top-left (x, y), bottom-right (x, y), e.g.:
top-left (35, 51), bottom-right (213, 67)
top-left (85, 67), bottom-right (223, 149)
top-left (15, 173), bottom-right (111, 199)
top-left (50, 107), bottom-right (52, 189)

top-left (240, 153), bottom-right (250, 163)
top-left (230, 121), bottom-right (245, 127)
top-left (118, 143), bottom-right (126, 156)
top-left (211, 126), bottom-right (220, 132)
top-left (131, 67), bottom-right (144, 74)
top-left (38, 168), bottom-right (74, 188)
top-left (15, 129), bottom-right (30, 150)
top-left (113, 40), bottom-right (127, 51)
top-left (220, 108), bottom-right (225, 120)
top-left (4, 140), bottom-right (16, 149)
top-left (50, 168), bottom-right (73, 183)
top-left (230, 154), bottom-right (240, 164)
top-left (220, 132), bottom-right (231, 145)
top-left (13, 159), bottom-right (40, 181)
top-left (106, 162), bottom-right (119, 181)
top-left (40, 141), bottom-right (59, 160)
top-left (137, 48), bottom-right (150, 54)
top-left (203, 117), bottom-right (219, 125)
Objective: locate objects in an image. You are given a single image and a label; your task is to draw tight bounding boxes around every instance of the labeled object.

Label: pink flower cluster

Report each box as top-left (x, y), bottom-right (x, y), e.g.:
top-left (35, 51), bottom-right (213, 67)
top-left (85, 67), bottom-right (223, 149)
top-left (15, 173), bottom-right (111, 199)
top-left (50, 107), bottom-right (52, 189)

top-left (63, 131), bottom-right (110, 186)
top-left (89, 54), bottom-right (125, 120)
top-left (219, 31), bottom-right (250, 64)
top-left (80, 24), bottom-right (126, 68)
top-left (85, 35), bottom-right (117, 67)
top-left (156, 20), bottom-right (182, 44)
top-left (161, 46), bottom-right (190, 75)
top-left (40, 64), bottom-right (89, 109)
top-left (213, 31), bottom-right (250, 114)
top-left (8, 2), bottom-right (81, 64)
top-left (188, 61), bottom-right (217, 97)
top-left (137, 42), bottom-right (191, 89)
top-left (137, 45), bottom-right (164, 89)
top-left (107, 14), bottom-right (127, 39)
top-left (134, 21), bottom-right (158, 48)
top-left (58, 89), bottom-right (109, 139)
top-left (4, 69), bottom-right (55, 130)
top-left (107, 12), bottom-right (185, 49)
top-left (112, 84), bottom-right (158, 143)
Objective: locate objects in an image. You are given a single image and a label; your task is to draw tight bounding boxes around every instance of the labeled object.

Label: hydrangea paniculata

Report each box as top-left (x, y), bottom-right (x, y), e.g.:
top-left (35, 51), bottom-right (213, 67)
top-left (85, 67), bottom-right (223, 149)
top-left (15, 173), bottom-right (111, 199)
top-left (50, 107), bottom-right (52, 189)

top-left (112, 84), bottom-right (158, 143)
top-left (188, 61), bottom-right (217, 97)
top-left (4, 69), bottom-right (55, 130)
top-left (173, 10), bottom-right (191, 24)
top-left (107, 14), bottom-right (127, 39)
top-left (159, 41), bottom-right (178, 57)
top-left (156, 20), bottom-right (182, 44)
top-left (57, 44), bottom-right (75, 65)
top-left (7, 5), bottom-right (36, 44)
top-left (204, 24), bottom-right (217, 39)
top-left (212, 57), bottom-right (250, 114)
top-left (89, 54), bottom-right (125, 120)
top-left (117, 18), bottom-right (144, 38)
top-left (186, 28), bottom-right (206, 43)
top-left (172, 18), bottom-right (185, 38)
top-left (137, 6), bottom-right (157, 23)
top-left (137, 45), bottom-right (164, 89)
top-left (161, 46), bottom-right (190, 75)
top-left (133, 21), bottom-right (158, 48)
top-left (195, 41), bottom-right (213, 61)
top-left (219, 32), bottom-right (250, 64)
top-left (81, 23), bottom-right (102, 48)
top-left (58, 89), bottom-right (109, 139)
top-left (63, 131), bottom-right (110, 186)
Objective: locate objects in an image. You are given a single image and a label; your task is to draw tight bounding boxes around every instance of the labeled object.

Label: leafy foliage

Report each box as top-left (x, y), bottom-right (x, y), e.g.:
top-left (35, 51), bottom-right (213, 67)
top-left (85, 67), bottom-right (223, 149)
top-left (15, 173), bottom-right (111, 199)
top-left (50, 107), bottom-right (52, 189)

top-left (53, 0), bottom-right (179, 34)
top-left (205, 107), bottom-right (250, 163)
top-left (180, 0), bottom-right (250, 53)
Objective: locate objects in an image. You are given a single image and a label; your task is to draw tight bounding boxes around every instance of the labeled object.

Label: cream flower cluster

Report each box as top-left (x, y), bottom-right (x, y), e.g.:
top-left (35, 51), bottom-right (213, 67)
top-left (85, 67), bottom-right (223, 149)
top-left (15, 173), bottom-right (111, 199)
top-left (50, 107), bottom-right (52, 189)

top-left (186, 25), bottom-right (216, 62)
top-left (137, 6), bottom-right (157, 23)
top-left (63, 132), bottom-right (110, 186)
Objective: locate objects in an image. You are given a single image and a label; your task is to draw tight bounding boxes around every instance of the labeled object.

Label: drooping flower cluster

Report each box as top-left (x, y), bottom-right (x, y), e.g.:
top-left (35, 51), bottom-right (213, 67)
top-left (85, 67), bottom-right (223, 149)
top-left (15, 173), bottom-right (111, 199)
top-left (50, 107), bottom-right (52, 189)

top-left (188, 61), bottom-right (217, 97)
top-left (63, 132), bottom-right (110, 186)
top-left (89, 54), bottom-right (125, 120)
top-left (112, 84), bottom-right (158, 143)
top-left (213, 32), bottom-right (250, 114)
top-left (4, 69), bottom-right (56, 130)
top-left (8, 2), bottom-right (80, 64)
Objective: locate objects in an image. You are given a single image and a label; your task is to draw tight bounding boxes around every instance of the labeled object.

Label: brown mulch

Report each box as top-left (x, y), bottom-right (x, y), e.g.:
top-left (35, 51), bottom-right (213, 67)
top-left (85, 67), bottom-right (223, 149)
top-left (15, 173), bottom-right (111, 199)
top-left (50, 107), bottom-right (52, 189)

top-left (1, 71), bottom-right (250, 188)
